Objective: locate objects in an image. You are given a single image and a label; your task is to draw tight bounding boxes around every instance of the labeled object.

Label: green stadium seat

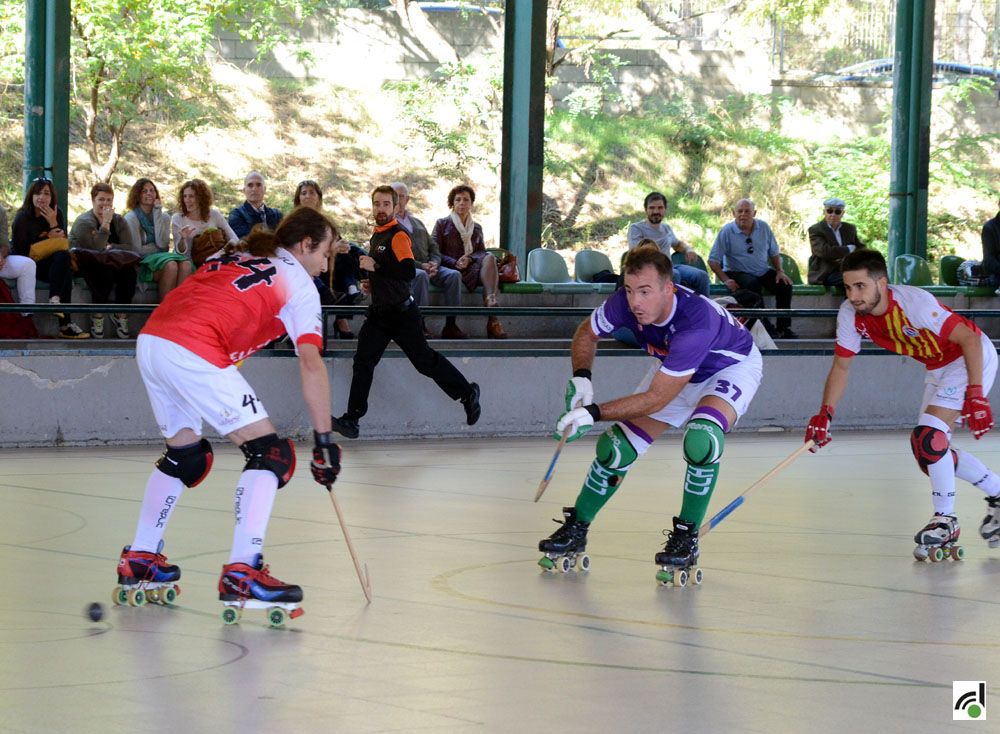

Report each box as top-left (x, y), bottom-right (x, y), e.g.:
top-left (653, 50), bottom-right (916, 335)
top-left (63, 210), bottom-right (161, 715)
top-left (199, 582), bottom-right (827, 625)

top-left (574, 249), bottom-right (614, 283)
top-left (893, 254), bottom-right (933, 286)
top-left (939, 255), bottom-right (964, 286)
top-left (526, 248), bottom-right (595, 293)
top-left (670, 251), bottom-right (708, 273)
top-left (780, 253), bottom-right (803, 285)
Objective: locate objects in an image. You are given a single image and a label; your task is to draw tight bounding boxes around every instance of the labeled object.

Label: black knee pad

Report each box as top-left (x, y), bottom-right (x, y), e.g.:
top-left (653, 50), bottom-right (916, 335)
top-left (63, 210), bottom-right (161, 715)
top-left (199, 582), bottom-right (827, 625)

top-left (910, 425), bottom-right (951, 475)
top-left (240, 434), bottom-right (296, 488)
top-left (156, 439), bottom-right (214, 488)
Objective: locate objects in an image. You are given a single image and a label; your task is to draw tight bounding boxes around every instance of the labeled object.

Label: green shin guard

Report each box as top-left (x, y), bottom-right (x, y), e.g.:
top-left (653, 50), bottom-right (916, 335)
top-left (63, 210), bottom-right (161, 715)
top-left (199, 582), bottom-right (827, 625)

top-left (574, 424), bottom-right (639, 523)
top-left (679, 418), bottom-right (725, 527)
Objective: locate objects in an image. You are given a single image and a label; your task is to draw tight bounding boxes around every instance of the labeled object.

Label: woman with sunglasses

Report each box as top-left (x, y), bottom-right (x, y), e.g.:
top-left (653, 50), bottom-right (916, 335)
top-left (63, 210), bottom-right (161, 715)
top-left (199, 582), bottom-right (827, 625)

top-left (11, 177), bottom-right (88, 338)
top-left (807, 197), bottom-right (866, 287)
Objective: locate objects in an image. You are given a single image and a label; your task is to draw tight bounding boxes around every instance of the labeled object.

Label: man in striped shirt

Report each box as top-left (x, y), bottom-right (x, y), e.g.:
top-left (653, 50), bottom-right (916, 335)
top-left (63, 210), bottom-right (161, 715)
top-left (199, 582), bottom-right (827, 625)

top-left (805, 249), bottom-right (1000, 558)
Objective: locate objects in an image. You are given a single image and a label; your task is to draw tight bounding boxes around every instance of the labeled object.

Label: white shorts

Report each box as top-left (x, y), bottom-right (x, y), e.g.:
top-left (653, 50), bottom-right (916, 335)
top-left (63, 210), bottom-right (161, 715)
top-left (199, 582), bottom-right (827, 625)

top-left (136, 334), bottom-right (269, 438)
top-left (645, 346), bottom-right (763, 429)
top-left (919, 333), bottom-right (998, 414)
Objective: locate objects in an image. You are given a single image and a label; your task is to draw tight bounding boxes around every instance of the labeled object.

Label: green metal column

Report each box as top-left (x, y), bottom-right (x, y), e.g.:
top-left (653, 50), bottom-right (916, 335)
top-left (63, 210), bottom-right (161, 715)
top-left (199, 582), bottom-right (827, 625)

top-left (499, 0), bottom-right (547, 262)
top-left (23, 0), bottom-right (47, 191)
top-left (888, 0), bottom-right (935, 279)
top-left (46, 0), bottom-right (71, 215)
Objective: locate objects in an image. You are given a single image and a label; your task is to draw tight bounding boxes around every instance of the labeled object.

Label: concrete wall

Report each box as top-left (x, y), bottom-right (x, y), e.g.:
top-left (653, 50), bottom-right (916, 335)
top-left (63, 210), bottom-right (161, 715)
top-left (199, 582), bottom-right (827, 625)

top-left (3, 348), bottom-right (996, 448)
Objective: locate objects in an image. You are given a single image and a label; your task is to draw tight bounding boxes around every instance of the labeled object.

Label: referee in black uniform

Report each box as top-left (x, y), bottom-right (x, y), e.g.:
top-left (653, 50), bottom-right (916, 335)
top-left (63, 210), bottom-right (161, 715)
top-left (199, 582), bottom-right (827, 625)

top-left (331, 185), bottom-right (480, 438)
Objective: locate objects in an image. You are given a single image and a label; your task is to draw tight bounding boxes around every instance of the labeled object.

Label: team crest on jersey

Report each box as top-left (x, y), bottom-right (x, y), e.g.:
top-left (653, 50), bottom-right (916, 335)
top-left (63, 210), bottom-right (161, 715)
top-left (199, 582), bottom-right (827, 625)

top-left (902, 325), bottom-right (919, 337)
top-left (857, 324), bottom-right (870, 338)
top-left (645, 339), bottom-right (669, 358)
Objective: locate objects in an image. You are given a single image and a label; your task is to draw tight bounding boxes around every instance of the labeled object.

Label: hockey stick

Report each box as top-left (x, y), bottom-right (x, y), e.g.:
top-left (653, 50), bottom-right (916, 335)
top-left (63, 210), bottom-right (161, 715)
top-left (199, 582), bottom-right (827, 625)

top-left (534, 425), bottom-right (573, 502)
top-left (326, 485), bottom-right (373, 604)
top-left (697, 440), bottom-right (814, 539)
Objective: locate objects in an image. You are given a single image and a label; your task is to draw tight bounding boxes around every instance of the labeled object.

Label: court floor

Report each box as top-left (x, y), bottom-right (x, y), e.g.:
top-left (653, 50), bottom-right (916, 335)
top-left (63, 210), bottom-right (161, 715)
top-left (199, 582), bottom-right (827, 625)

top-left (1, 431), bottom-right (998, 733)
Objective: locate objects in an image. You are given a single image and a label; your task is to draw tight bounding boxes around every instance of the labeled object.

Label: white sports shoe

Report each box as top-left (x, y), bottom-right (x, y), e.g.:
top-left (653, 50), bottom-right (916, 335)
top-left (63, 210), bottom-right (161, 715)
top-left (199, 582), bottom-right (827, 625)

top-left (110, 313), bottom-right (129, 339)
top-left (90, 316), bottom-right (105, 339)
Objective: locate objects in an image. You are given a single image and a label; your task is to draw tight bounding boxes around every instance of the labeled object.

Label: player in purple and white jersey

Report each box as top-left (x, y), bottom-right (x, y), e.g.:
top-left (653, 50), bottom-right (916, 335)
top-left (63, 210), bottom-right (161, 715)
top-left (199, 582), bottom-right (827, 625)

top-left (537, 246), bottom-right (763, 578)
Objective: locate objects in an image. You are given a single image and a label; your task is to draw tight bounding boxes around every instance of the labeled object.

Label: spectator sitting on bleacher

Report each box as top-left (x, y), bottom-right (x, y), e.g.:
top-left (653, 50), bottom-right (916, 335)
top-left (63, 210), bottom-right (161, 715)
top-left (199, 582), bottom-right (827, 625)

top-left (432, 184), bottom-right (507, 339)
top-left (627, 192), bottom-right (710, 296)
top-left (69, 182), bottom-right (139, 339)
top-left (807, 197), bottom-right (866, 287)
top-left (393, 181), bottom-right (464, 339)
top-left (0, 202), bottom-right (37, 317)
top-left (708, 198), bottom-right (798, 340)
top-left (11, 177), bottom-right (88, 338)
top-left (171, 179), bottom-right (239, 261)
top-left (980, 197), bottom-right (1000, 293)
top-left (123, 178), bottom-right (193, 301)
top-left (228, 171), bottom-right (283, 239)
top-left (294, 179), bottom-right (358, 339)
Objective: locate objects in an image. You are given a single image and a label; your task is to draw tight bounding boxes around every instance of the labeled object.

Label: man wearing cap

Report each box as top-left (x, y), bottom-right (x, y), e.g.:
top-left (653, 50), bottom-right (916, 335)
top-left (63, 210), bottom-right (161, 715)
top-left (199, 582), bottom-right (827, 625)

top-left (807, 197), bottom-right (865, 287)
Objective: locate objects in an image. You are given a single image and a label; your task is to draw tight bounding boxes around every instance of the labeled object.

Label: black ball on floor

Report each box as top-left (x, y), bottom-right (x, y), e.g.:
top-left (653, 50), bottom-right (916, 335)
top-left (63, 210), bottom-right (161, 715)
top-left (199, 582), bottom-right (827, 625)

top-left (86, 602), bottom-right (104, 622)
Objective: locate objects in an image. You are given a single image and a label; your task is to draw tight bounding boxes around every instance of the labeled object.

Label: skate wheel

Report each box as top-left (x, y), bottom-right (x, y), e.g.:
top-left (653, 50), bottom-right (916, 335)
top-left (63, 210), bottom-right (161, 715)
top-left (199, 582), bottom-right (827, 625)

top-left (655, 569), bottom-right (673, 586)
top-left (268, 607), bottom-right (288, 628)
top-left (538, 556), bottom-right (555, 571)
top-left (146, 589), bottom-right (160, 604)
top-left (577, 554), bottom-right (591, 572)
top-left (950, 545), bottom-right (965, 561)
top-left (221, 607), bottom-right (240, 625)
top-left (127, 588), bottom-right (145, 607)
top-left (692, 567), bottom-right (704, 585)
top-left (112, 586), bottom-right (126, 606)
top-left (558, 556), bottom-right (571, 573)
top-left (161, 586), bottom-right (178, 604)
top-left (930, 547), bottom-right (945, 563)
top-left (675, 569), bottom-right (689, 587)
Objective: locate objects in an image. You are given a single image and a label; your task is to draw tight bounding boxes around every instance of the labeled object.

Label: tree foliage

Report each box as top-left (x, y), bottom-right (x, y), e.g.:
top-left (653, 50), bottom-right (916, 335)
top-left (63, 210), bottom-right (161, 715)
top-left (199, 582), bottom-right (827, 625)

top-left (43, 0), bottom-right (320, 182)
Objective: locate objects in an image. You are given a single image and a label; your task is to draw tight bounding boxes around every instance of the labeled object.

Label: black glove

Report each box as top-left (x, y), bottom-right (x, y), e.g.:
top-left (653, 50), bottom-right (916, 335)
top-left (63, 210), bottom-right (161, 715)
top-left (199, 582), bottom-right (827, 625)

top-left (311, 430), bottom-right (342, 487)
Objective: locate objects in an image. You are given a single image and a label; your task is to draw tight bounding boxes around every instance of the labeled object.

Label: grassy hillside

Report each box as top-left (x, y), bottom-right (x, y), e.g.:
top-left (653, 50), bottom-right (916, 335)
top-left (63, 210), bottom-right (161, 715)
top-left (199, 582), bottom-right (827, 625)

top-left (1, 64), bottom-right (996, 277)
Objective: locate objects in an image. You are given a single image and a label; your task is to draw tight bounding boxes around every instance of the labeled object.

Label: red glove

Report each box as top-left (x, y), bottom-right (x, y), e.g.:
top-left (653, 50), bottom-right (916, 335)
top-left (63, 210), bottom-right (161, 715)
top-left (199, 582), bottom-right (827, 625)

top-left (804, 404), bottom-right (835, 452)
top-left (962, 385), bottom-right (994, 439)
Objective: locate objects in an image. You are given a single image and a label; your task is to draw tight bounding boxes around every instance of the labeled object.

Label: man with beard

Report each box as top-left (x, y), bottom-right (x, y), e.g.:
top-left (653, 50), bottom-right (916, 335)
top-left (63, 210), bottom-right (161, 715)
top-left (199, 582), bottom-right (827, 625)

top-left (330, 185), bottom-right (481, 439)
top-left (805, 249), bottom-right (1000, 560)
top-left (627, 192), bottom-right (709, 296)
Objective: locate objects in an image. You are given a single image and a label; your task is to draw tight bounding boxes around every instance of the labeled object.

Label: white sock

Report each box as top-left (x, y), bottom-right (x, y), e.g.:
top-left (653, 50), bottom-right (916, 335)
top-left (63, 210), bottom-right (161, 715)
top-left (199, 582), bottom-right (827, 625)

top-left (228, 470), bottom-right (278, 565)
top-left (954, 448), bottom-right (1000, 497)
top-left (132, 468), bottom-right (185, 553)
top-left (917, 414), bottom-right (957, 515)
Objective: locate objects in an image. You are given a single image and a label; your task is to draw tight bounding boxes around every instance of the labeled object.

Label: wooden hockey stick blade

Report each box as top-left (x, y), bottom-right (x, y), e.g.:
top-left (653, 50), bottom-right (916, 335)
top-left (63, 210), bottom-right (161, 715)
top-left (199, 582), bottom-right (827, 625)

top-left (534, 425), bottom-right (572, 502)
top-left (327, 486), bottom-right (373, 603)
top-left (698, 440), bottom-right (814, 539)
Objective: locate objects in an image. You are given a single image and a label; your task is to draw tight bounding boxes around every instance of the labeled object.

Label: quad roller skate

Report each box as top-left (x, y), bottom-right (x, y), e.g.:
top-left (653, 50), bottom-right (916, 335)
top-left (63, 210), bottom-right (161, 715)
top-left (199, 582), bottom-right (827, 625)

top-left (537, 507), bottom-right (591, 573)
top-left (655, 517), bottom-right (703, 587)
top-left (112, 543), bottom-right (182, 607)
top-left (218, 554), bottom-right (304, 628)
top-left (980, 495), bottom-right (1000, 549)
top-left (913, 513), bottom-right (964, 562)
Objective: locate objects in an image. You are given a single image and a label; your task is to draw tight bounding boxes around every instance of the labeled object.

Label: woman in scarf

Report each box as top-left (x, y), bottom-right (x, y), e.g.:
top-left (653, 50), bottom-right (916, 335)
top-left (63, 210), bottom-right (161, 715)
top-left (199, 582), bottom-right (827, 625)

top-left (431, 184), bottom-right (507, 339)
top-left (123, 178), bottom-right (194, 300)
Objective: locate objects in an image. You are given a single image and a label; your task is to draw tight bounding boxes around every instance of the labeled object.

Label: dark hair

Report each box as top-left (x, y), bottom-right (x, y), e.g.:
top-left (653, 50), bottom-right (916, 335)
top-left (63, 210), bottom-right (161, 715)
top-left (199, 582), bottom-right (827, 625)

top-left (126, 178), bottom-right (159, 210)
top-left (643, 191), bottom-right (667, 209)
top-left (90, 182), bottom-right (113, 200)
top-left (623, 244), bottom-right (673, 281)
top-left (447, 184), bottom-right (476, 208)
top-left (371, 185), bottom-right (398, 207)
top-left (177, 178), bottom-right (213, 220)
top-left (21, 177), bottom-right (58, 215)
top-left (294, 180), bottom-right (323, 208)
top-left (232, 206), bottom-right (338, 259)
top-left (841, 249), bottom-right (888, 280)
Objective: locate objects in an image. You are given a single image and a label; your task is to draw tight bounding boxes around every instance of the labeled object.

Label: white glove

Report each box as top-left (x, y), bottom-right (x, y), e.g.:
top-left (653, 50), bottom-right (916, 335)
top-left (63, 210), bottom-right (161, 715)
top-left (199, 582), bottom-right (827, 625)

top-left (565, 376), bottom-right (594, 411)
top-left (554, 406), bottom-right (597, 443)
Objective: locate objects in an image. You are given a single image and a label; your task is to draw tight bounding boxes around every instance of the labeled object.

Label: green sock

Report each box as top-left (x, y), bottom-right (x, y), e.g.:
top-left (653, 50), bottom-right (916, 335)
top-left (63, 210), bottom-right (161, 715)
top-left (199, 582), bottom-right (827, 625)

top-left (678, 462), bottom-right (720, 527)
top-left (574, 459), bottom-right (627, 523)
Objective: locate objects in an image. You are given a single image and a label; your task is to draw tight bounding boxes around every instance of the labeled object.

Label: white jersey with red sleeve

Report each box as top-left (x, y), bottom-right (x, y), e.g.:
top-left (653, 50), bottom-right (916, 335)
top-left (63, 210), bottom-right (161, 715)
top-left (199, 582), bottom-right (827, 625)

top-left (834, 284), bottom-right (980, 370)
top-left (141, 248), bottom-right (323, 368)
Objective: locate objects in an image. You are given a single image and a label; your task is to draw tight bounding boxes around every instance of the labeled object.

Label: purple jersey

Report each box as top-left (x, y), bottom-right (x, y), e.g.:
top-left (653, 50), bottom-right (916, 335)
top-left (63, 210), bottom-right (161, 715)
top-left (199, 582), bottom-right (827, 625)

top-left (591, 286), bottom-right (755, 383)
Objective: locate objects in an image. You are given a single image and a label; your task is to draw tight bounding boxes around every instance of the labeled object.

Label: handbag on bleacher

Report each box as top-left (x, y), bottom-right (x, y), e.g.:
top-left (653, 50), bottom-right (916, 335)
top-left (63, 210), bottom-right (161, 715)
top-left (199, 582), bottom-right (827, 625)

top-left (956, 260), bottom-right (992, 287)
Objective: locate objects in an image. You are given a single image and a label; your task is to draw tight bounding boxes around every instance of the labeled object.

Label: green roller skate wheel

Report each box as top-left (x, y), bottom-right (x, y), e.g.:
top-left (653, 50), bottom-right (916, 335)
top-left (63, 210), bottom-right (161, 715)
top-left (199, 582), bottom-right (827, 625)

top-left (951, 545), bottom-right (965, 561)
top-left (538, 556), bottom-right (555, 571)
top-left (655, 569), bottom-right (673, 586)
top-left (268, 608), bottom-right (287, 628)
top-left (161, 586), bottom-right (177, 604)
top-left (127, 588), bottom-right (146, 607)
top-left (113, 586), bottom-right (127, 606)
top-left (221, 607), bottom-right (240, 625)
